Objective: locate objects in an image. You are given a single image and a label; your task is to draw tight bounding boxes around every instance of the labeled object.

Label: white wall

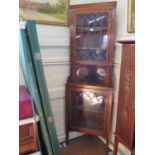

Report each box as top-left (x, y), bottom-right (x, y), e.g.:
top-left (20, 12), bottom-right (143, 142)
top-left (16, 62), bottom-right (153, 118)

top-left (19, 0), bottom-right (134, 154)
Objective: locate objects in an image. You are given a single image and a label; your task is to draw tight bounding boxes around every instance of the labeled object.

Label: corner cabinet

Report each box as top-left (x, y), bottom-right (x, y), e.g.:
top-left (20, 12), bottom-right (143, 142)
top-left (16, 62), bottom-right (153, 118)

top-left (113, 40), bottom-right (135, 155)
top-left (66, 2), bottom-right (116, 150)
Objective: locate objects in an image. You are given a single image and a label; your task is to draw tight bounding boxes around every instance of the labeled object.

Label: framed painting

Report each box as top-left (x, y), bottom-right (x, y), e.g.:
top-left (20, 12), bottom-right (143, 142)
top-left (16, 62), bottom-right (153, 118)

top-left (128, 0), bottom-right (135, 33)
top-left (19, 0), bottom-right (69, 26)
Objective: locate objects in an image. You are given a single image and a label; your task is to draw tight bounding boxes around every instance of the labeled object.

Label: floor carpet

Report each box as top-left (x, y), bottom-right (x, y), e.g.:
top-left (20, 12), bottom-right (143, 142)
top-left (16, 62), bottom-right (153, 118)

top-left (60, 135), bottom-right (112, 155)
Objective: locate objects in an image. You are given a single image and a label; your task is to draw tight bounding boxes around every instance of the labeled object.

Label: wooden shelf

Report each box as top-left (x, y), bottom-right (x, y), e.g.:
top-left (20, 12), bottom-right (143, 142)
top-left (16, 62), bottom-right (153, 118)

top-left (77, 26), bottom-right (107, 32)
top-left (72, 105), bottom-right (105, 113)
top-left (76, 47), bottom-right (105, 50)
top-left (19, 123), bottom-right (39, 154)
top-left (19, 115), bottom-right (39, 126)
top-left (72, 120), bottom-right (103, 131)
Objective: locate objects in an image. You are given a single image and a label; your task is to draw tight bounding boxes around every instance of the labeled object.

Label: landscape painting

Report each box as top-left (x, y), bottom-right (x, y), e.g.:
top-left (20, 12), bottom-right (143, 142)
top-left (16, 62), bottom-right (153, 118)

top-left (19, 0), bottom-right (69, 25)
top-left (128, 0), bottom-right (135, 33)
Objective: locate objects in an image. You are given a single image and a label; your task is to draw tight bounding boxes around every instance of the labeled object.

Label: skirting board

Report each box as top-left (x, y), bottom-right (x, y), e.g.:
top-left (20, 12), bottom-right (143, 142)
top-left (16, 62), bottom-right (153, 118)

top-left (98, 136), bottom-right (128, 155)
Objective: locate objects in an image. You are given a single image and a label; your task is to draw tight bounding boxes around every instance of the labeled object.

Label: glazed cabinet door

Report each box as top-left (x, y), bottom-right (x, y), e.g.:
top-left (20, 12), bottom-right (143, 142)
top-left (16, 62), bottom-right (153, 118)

top-left (70, 7), bottom-right (115, 65)
top-left (67, 85), bottom-right (112, 137)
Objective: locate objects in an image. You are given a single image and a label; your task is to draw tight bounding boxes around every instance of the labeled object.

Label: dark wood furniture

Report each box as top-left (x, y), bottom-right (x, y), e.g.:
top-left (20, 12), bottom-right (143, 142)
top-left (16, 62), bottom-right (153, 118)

top-left (113, 40), bottom-right (135, 155)
top-left (19, 119), bottom-right (39, 155)
top-left (66, 2), bottom-right (116, 150)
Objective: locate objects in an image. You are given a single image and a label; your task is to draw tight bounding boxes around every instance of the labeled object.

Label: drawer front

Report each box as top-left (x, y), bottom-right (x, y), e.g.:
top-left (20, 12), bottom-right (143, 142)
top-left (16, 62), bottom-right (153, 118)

top-left (19, 123), bottom-right (38, 154)
top-left (19, 140), bottom-right (38, 155)
top-left (19, 123), bottom-right (35, 144)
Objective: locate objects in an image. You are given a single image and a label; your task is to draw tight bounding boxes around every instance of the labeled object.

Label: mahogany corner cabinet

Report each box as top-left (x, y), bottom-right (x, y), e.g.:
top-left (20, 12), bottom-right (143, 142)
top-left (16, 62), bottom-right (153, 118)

top-left (65, 1), bottom-right (116, 150)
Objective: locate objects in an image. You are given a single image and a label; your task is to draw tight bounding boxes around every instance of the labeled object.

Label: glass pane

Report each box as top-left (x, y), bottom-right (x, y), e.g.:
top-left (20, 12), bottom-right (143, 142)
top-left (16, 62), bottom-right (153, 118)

top-left (76, 12), bottom-right (109, 61)
top-left (76, 67), bottom-right (89, 80)
top-left (75, 65), bottom-right (107, 83)
top-left (96, 68), bottom-right (107, 80)
top-left (70, 90), bottom-right (106, 131)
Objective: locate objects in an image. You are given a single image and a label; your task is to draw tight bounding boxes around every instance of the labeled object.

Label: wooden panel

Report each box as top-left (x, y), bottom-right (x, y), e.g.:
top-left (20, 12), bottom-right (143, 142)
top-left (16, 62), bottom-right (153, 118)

top-left (66, 83), bottom-right (113, 139)
top-left (19, 123), bottom-right (39, 154)
top-left (20, 142), bottom-right (38, 155)
top-left (19, 123), bottom-right (35, 143)
top-left (115, 42), bottom-right (135, 149)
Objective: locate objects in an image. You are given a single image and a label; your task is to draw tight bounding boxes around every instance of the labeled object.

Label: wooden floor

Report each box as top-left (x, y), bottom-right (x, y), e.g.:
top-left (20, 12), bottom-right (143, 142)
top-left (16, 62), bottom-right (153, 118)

top-left (60, 135), bottom-right (112, 155)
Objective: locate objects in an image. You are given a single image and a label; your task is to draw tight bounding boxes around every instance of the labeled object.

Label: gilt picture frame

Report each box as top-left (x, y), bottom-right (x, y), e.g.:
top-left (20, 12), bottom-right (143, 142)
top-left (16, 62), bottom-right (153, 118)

top-left (128, 0), bottom-right (135, 33)
top-left (19, 0), bottom-right (69, 26)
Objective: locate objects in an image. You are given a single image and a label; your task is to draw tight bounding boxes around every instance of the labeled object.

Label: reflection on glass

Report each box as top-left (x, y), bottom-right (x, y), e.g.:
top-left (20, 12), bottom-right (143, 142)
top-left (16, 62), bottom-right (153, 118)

top-left (76, 66), bottom-right (108, 83)
top-left (76, 12), bottom-right (109, 61)
top-left (101, 35), bottom-right (108, 50)
top-left (76, 67), bottom-right (89, 80)
top-left (70, 90), bottom-right (106, 131)
top-left (96, 68), bottom-right (107, 80)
